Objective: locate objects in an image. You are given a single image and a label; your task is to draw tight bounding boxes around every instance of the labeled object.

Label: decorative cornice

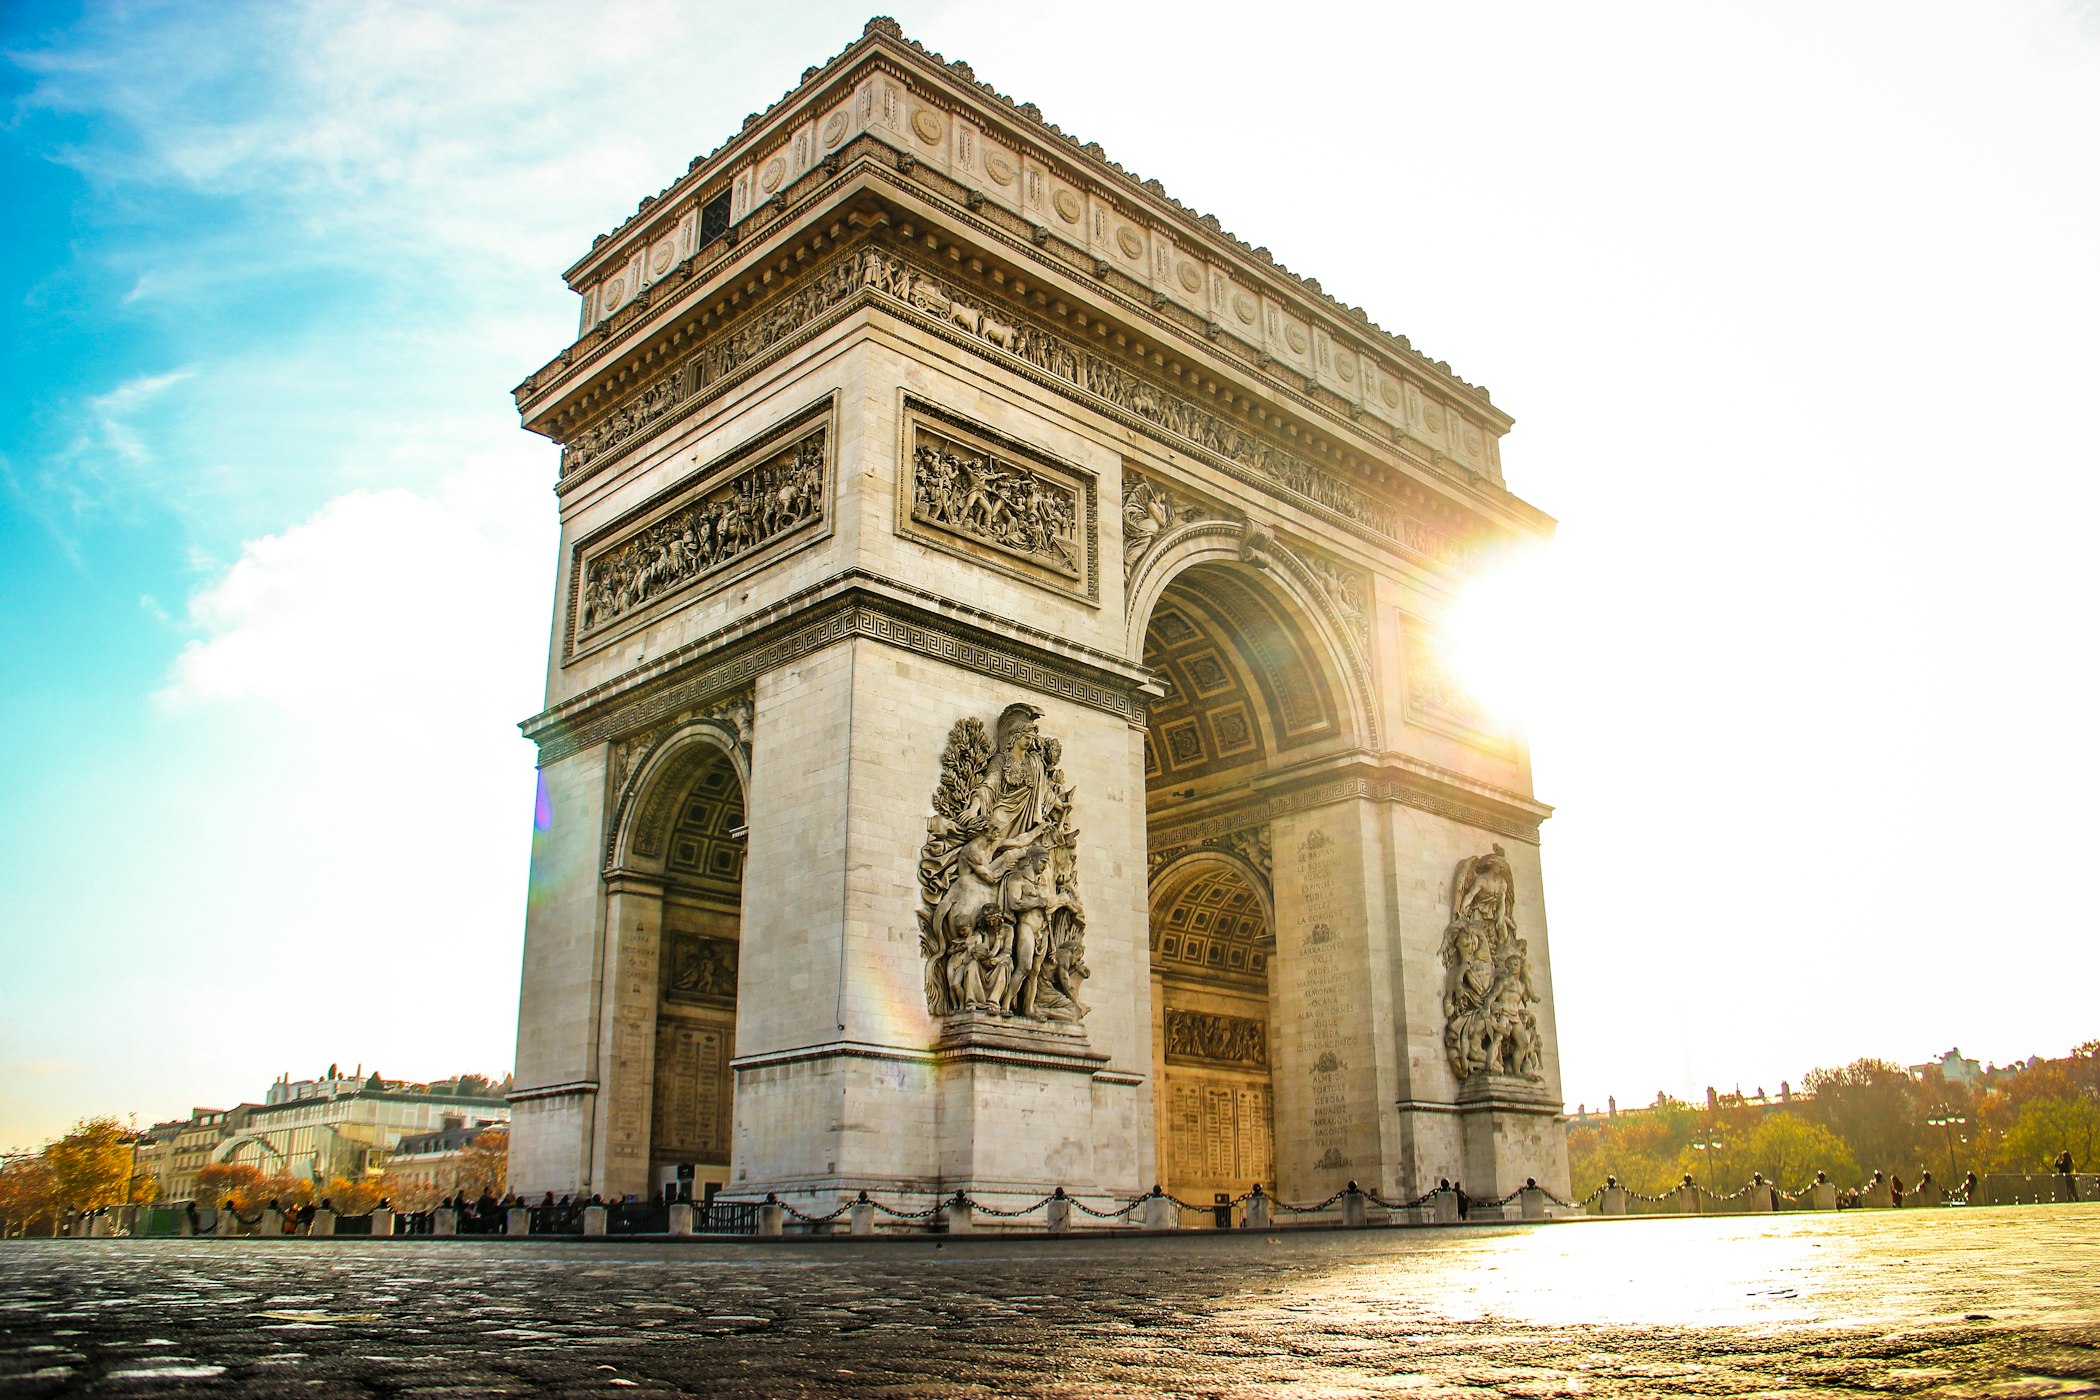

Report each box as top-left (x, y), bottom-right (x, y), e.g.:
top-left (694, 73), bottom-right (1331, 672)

top-left (521, 572), bottom-right (1153, 763)
top-left (1146, 754), bottom-right (1552, 849)
top-left (559, 18), bottom-right (1503, 416)
top-left (507, 1081), bottom-right (599, 1104)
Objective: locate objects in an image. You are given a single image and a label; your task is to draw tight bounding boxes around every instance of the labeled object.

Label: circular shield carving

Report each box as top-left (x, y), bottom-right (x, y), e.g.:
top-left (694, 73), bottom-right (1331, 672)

top-left (1052, 188), bottom-right (1082, 223)
top-left (1116, 226), bottom-right (1144, 260)
top-left (985, 153), bottom-right (1016, 185)
top-left (1285, 325), bottom-right (1308, 354)
top-left (822, 111), bottom-right (848, 147)
top-left (1380, 380), bottom-right (1402, 408)
top-left (650, 241), bottom-right (674, 275)
top-left (1232, 292), bottom-right (1257, 324)
top-left (1337, 355), bottom-right (1356, 382)
top-left (602, 276), bottom-right (624, 305)
top-left (912, 109), bottom-right (944, 145)
top-left (1177, 261), bottom-right (1203, 293)
top-left (760, 157), bottom-right (786, 193)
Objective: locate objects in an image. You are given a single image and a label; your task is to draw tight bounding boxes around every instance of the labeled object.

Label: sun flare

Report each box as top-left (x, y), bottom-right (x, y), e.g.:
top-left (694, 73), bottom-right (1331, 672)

top-left (1435, 548), bottom-right (1553, 728)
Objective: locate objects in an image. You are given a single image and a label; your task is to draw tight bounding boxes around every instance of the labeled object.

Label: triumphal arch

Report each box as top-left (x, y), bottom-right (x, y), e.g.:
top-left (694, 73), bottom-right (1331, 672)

top-left (507, 18), bottom-right (1569, 1217)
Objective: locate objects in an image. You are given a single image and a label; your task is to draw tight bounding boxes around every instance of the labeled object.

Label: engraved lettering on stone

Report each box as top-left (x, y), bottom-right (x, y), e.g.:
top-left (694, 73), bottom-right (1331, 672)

top-left (917, 704), bottom-right (1087, 1022)
top-left (912, 430), bottom-right (1081, 578)
top-left (578, 432), bottom-right (825, 633)
top-left (1165, 1009), bottom-right (1269, 1068)
top-left (1440, 844), bottom-right (1543, 1082)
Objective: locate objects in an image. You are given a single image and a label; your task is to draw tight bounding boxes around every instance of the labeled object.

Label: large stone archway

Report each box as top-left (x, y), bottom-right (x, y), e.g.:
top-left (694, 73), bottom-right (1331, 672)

top-left (507, 19), bottom-right (1569, 1215)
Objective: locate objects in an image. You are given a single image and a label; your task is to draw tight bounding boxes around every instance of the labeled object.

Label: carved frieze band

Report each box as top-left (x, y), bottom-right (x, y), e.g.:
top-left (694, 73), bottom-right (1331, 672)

top-left (566, 396), bottom-right (835, 660)
top-left (901, 398), bottom-right (1098, 604)
top-left (556, 240), bottom-right (1475, 576)
top-left (1164, 1009), bottom-right (1269, 1070)
top-left (525, 587), bottom-right (1148, 766)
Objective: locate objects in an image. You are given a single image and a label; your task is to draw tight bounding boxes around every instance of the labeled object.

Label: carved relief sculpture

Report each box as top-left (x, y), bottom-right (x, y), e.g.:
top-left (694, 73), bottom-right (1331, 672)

top-left (1164, 1009), bottom-right (1268, 1068)
top-left (1439, 844), bottom-right (1544, 1082)
top-left (666, 933), bottom-right (739, 1005)
top-left (1121, 468), bottom-right (1206, 577)
top-left (911, 431), bottom-right (1081, 578)
top-left (917, 704), bottom-right (1088, 1024)
top-left (577, 430), bottom-right (826, 637)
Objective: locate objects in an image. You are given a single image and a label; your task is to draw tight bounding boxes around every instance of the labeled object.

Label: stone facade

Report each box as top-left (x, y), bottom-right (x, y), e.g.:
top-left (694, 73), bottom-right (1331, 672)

top-left (508, 19), bottom-right (1567, 1215)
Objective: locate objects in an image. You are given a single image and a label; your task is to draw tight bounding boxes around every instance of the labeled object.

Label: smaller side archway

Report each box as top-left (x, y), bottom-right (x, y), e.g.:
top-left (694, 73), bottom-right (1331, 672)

top-left (1148, 851), bottom-right (1277, 1204)
top-left (597, 717), bottom-right (752, 1203)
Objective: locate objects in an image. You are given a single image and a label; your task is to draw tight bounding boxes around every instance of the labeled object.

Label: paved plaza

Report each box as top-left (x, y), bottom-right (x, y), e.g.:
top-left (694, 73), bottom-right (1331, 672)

top-left (3, 1205), bottom-right (2096, 1397)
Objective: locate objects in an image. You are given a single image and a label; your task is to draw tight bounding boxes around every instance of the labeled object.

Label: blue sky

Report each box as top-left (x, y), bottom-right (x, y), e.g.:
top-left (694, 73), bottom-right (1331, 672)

top-left (3, 0), bottom-right (2097, 1147)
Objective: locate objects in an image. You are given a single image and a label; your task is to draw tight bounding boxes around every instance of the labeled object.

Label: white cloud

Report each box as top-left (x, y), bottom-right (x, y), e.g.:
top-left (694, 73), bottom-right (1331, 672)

top-left (159, 454), bottom-right (549, 730)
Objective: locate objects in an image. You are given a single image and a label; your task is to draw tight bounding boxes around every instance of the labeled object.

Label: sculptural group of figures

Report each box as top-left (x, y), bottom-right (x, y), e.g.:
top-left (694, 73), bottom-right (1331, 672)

top-left (580, 436), bottom-right (825, 631)
top-left (911, 441), bottom-right (1079, 576)
top-left (1439, 844), bottom-right (1544, 1081)
top-left (918, 704), bottom-right (1089, 1023)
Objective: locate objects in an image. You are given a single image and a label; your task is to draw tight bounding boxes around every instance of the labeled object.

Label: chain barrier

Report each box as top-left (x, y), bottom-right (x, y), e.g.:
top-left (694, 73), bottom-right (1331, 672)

top-left (957, 1193), bottom-right (1058, 1218)
top-left (1364, 1188), bottom-right (1440, 1212)
top-left (1271, 1188), bottom-right (1350, 1215)
top-left (1068, 1195), bottom-right (1148, 1220)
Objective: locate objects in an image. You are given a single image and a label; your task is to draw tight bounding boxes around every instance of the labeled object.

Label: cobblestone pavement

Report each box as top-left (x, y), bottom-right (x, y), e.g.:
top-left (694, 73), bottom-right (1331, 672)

top-left (3, 1204), bottom-right (2096, 1397)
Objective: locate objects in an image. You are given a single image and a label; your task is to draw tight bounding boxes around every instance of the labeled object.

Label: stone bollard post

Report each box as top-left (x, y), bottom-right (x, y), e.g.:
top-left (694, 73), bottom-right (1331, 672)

top-left (1142, 1187), bottom-right (1179, 1232)
top-left (583, 1205), bottom-right (608, 1236)
top-left (1677, 1177), bottom-right (1704, 1214)
top-left (1341, 1181), bottom-right (1368, 1229)
top-left (1433, 1188), bottom-right (1460, 1224)
top-left (311, 1209), bottom-right (335, 1237)
top-left (175, 1206), bottom-right (195, 1237)
top-left (118, 1205), bottom-right (139, 1236)
top-left (214, 1207), bottom-right (235, 1238)
top-left (1520, 1179), bottom-right (1546, 1221)
top-left (1810, 1178), bottom-right (1837, 1210)
top-left (1601, 1178), bottom-right (1629, 1216)
top-left (1861, 1172), bottom-right (1892, 1208)
top-left (506, 1207), bottom-right (531, 1236)
top-left (757, 1196), bottom-right (784, 1238)
top-left (370, 1207), bottom-right (394, 1238)
top-left (434, 1208), bottom-right (458, 1236)
top-left (850, 1192), bottom-right (876, 1236)
top-left (1046, 1190), bottom-right (1072, 1235)
top-left (1245, 1185), bottom-right (1272, 1231)
top-left (1747, 1175), bottom-right (1774, 1213)
top-left (944, 1193), bottom-right (974, 1236)
top-left (257, 1210), bottom-right (281, 1238)
top-left (1912, 1174), bottom-right (1943, 1208)
top-left (668, 1202), bottom-right (694, 1237)
top-left (89, 1212), bottom-right (113, 1238)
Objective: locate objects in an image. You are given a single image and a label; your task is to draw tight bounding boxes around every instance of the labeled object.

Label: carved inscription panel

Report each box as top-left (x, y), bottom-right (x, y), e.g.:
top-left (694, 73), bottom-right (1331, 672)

top-left (1292, 830), bottom-right (1355, 1174)
top-left (1166, 1078), bottom-right (1273, 1194)
top-left (650, 1019), bottom-right (732, 1164)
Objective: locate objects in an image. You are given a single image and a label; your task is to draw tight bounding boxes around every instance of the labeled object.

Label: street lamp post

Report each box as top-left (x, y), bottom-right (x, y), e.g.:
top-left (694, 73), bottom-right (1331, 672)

top-left (1691, 1136), bottom-right (1727, 1190)
top-left (1926, 1109), bottom-right (1967, 1181)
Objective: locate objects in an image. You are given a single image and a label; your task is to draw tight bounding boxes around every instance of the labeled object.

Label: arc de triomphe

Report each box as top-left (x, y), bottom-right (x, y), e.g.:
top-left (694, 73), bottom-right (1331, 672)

top-left (507, 18), bottom-right (1569, 1216)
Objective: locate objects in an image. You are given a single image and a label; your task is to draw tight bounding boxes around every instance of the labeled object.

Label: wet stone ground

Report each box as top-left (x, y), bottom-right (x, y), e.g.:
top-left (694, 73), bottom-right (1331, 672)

top-left (2, 1204), bottom-right (2096, 1397)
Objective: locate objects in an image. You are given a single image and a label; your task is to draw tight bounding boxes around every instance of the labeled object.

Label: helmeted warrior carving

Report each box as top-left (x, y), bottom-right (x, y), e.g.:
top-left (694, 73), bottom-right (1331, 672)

top-left (917, 703), bottom-right (1088, 1022)
top-left (1439, 844), bottom-right (1544, 1081)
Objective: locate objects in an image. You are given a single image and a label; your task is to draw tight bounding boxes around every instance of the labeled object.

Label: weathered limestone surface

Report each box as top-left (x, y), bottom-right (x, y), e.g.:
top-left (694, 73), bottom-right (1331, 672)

top-left (507, 18), bottom-right (1567, 1211)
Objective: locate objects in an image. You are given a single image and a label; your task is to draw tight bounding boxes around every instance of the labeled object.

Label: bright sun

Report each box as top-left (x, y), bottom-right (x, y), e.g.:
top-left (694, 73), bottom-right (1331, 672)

top-left (1436, 548), bottom-right (1553, 728)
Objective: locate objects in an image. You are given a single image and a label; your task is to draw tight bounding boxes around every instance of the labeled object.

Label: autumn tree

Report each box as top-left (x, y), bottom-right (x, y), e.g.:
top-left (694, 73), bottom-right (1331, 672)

top-left (1987, 1097), bottom-right (2100, 1173)
top-left (42, 1117), bottom-right (138, 1211)
top-left (458, 1127), bottom-right (508, 1200)
top-left (1568, 1097), bottom-right (1698, 1196)
top-left (194, 1162), bottom-right (269, 1214)
top-left (0, 1155), bottom-right (59, 1237)
top-left (319, 1173), bottom-right (400, 1215)
top-left (1734, 1113), bottom-right (1860, 1191)
top-left (1801, 1059), bottom-right (1927, 1178)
